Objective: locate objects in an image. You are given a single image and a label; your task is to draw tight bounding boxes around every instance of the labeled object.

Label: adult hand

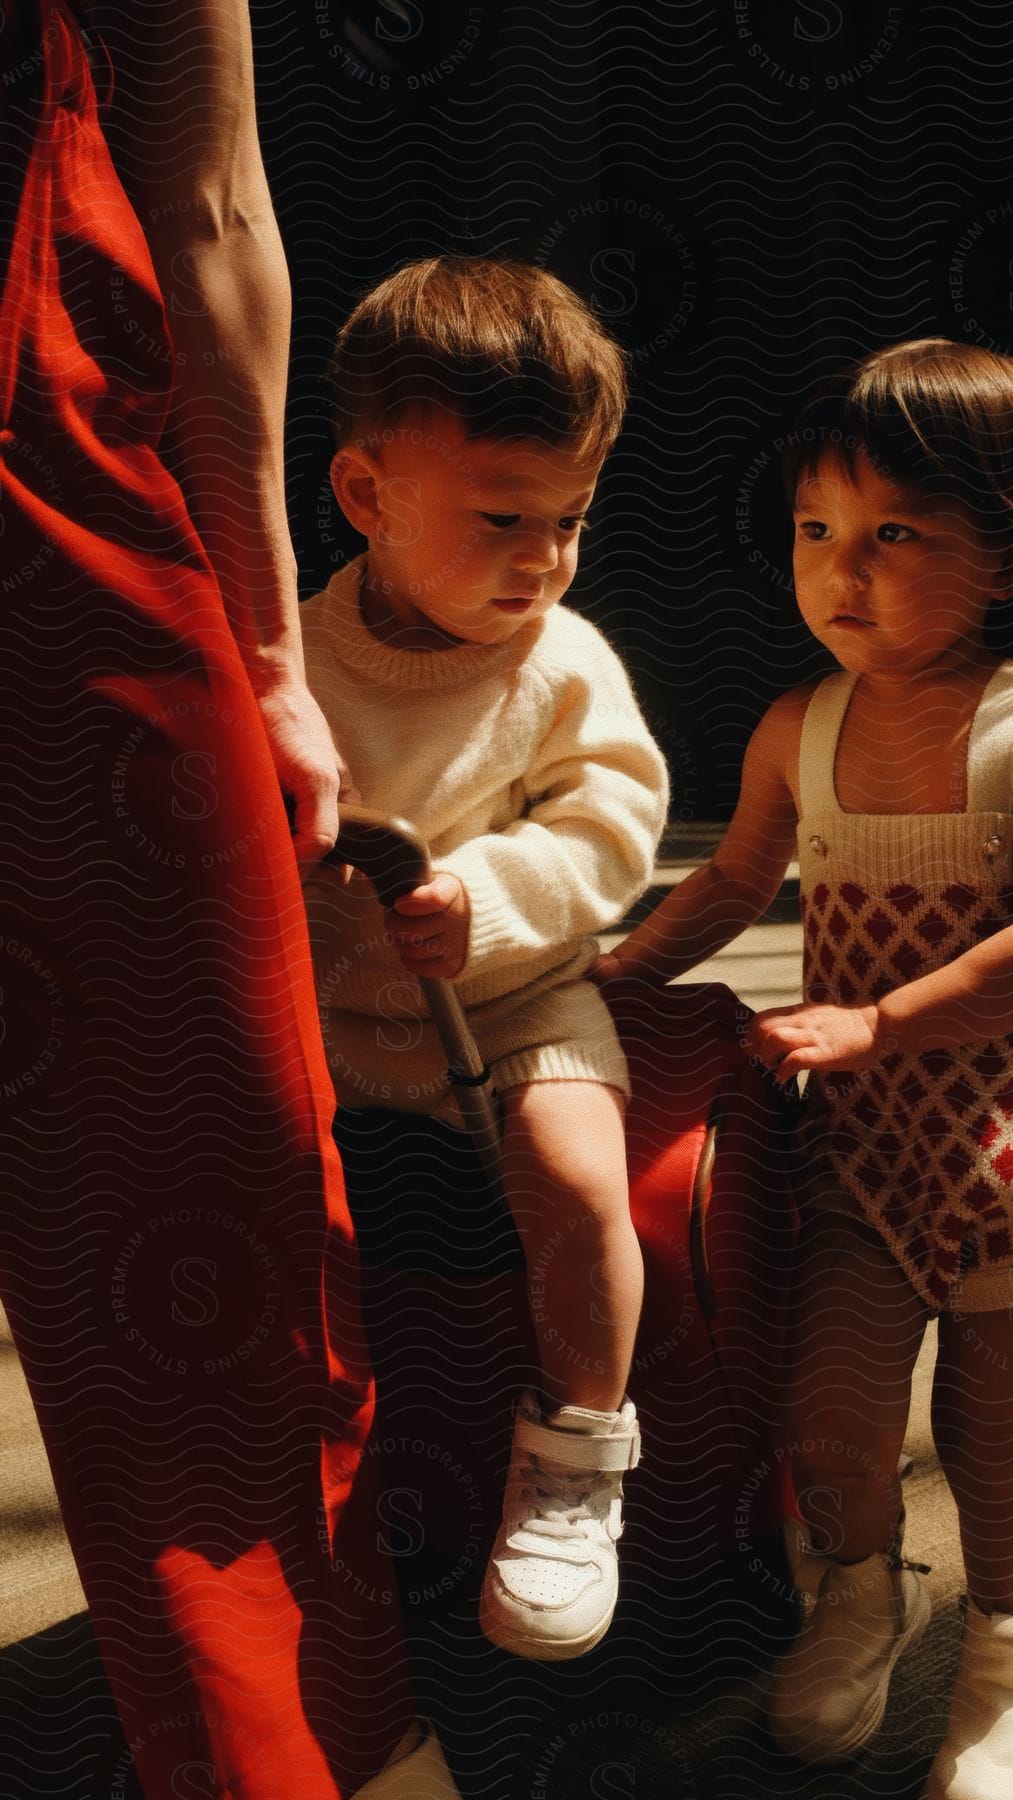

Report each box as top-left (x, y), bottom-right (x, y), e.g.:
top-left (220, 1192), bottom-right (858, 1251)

top-left (746, 1000), bottom-right (881, 1083)
top-left (256, 674), bottom-right (357, 876)
top-left (384, 873), bottom-right (471, 980)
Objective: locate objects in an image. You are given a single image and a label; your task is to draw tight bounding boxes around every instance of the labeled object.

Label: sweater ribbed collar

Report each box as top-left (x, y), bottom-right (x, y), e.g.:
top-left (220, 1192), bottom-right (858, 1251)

top-left (320, 556), bottom-right (541, 692)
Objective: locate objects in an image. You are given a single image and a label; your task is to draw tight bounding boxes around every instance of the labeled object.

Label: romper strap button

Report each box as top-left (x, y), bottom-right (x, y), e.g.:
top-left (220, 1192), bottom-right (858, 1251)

top-left (983, 834), bottom-right (1003, 862)
top-left (808, 834), bottom-right (828, 857)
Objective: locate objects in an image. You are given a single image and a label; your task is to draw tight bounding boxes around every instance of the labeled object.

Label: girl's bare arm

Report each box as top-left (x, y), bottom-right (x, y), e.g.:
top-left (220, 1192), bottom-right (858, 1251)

top-left (599, 692), bottom-right (804, 985)
top-left (752, 925), bottom-right (1013, 1080)
top-left (876, 926), bottom-right (1013, 1051)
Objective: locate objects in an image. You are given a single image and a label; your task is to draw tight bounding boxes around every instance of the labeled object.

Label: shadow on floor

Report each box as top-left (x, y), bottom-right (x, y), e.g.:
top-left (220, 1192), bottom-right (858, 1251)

top-left (0, 1613), bottom-right (142, 1800)
top-left (0, 1576), bottom-right (949, 1799)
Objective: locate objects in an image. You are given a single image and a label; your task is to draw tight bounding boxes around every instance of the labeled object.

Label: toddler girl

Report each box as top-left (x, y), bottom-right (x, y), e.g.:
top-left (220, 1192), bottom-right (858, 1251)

top-left (600, 339), bottom-right (1013, 1796)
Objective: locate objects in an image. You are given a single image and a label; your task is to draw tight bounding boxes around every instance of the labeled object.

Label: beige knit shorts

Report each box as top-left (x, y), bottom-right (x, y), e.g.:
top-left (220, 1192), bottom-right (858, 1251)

top-left (322, 975), bottom-right (630, 1123)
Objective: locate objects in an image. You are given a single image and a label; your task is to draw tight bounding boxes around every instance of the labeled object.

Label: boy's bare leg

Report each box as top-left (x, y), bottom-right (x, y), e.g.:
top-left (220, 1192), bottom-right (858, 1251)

top-left (480, 1081), bottom-right (641, 1658)
top-left (787, 1212), bottom-right (928, 1558)
top-left (934, 1308), bottom-right (1013, 1616)
top-left (500, 1081), bottom-right (641, 1413)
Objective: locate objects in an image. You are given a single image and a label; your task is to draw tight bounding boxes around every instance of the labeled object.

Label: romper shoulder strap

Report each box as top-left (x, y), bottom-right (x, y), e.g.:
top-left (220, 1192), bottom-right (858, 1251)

top-left (967, 661), bottom-right (1013, 814)
top-left (798, 671), bottom-right (858, 816)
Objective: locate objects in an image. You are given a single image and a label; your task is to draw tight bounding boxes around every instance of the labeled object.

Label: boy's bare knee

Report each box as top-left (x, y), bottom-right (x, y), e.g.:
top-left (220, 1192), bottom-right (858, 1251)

top-left (502, 1081), bottom-right (628, 1216)
top-left (516, 1174), bottom-right (632, 1247)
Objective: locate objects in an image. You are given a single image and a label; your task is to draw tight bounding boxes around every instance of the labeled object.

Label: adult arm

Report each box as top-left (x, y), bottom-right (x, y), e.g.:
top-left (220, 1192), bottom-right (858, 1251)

top-left (84, 0), bottom-right (346, 870)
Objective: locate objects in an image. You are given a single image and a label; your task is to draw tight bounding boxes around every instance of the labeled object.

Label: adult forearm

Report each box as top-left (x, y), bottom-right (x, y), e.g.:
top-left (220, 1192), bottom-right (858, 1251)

top-left (82, 1), bottom-right (301, 682)
top-left (145, 206), bottom-right (301, 689)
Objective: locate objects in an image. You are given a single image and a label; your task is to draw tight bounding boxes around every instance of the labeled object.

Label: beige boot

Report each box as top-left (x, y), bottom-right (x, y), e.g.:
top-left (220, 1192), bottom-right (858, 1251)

top-left (924, 1603), bottom-right (1013, 1798)
top-left (356, 1717), bottom-right (460, 1797)
top-left (783, 1513), bottom-right (832, 1611)
top-left (769, 1546), bottom-right (931, 1762)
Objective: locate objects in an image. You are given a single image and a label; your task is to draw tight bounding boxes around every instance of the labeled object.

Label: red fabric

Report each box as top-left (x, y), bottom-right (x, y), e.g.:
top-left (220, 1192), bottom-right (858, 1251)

top-left (617, 979), bottom-right (797, 1556)
top-left (0, 5), bottom-right (407, 1793)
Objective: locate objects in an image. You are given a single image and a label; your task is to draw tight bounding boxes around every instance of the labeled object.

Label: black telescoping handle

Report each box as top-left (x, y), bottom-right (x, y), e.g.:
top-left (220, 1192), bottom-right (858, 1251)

top-left (323, 803), bottom-right (433, 907)
top-left (322, 805), bottom-right (506, 1198)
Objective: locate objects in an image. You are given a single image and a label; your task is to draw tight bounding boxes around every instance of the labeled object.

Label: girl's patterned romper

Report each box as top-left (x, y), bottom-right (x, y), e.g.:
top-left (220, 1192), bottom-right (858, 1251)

top-left (796, 665), bottom-right (1013, 1312)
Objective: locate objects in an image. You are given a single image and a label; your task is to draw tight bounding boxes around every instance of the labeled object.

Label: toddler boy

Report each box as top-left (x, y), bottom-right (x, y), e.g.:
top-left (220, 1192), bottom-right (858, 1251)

top-left (301, 256), bottom-right (668, 1660)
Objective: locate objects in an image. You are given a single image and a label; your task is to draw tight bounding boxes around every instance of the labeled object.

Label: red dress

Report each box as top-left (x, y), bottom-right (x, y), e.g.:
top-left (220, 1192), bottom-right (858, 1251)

top-left (0, 4), bottom-right (406, 1793)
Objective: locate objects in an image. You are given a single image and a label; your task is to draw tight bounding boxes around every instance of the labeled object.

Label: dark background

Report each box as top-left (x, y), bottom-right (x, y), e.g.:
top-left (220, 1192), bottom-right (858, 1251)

top-left (249, 0), bottom-right (1013, 819)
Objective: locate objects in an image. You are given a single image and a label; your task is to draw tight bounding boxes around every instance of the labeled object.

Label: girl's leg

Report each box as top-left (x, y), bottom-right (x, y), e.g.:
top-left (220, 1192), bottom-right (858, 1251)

top-left (934, 1308), bottom-right (1013, 1615)
top-left (925, 1309), bottom-right (1013, 1798)
top-left (787, 1212), bottom-right (928, 1558)
top-left (499, 1080), bottom-right (642, 1411)
top-left (769, 1212), bottom-right (932, 1763)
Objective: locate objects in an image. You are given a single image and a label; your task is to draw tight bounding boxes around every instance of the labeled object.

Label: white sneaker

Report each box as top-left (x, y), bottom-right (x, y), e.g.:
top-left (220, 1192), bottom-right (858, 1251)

top-left (355, 1717), bottom-right (460, 1797)
top-left (924, 1602), bottom-right (1013, 1798)
top-left (769, 1547), bottom-right (931, 1762)
top-left (479, 1389), bottom-right (641, 1661)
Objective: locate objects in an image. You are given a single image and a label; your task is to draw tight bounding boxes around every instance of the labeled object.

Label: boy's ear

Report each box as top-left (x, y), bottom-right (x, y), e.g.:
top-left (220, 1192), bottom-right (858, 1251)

top-left (330, 447), bottom-right (383, 535)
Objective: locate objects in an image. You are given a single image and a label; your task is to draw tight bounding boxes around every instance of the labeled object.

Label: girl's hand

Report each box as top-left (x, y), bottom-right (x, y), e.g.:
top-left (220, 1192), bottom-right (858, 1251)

top-left (384, 873), bottom-right (471, 979)
top-left (588, 950), bottom-right (627, 985)
top-left (746, 1000), bottom-right (881, 1082)
top-left (588, 942), bottom-right (674, 986)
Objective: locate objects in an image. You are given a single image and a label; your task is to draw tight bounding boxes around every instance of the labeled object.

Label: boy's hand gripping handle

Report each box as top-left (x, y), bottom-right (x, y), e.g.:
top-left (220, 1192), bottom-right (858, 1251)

top-left (322, 805), bottom-right (505, 1198)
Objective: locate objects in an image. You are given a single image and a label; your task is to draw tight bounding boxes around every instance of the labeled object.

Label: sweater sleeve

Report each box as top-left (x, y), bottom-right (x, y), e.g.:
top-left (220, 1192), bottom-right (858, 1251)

top-left (441, 635), bottom-right (669, 983)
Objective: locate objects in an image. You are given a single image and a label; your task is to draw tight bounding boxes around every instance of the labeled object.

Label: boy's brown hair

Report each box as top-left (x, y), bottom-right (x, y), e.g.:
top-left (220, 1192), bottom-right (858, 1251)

top-left (782, 339), bottom-right (1013, 558)
top-left (329, 256), bottom-right (628, 463)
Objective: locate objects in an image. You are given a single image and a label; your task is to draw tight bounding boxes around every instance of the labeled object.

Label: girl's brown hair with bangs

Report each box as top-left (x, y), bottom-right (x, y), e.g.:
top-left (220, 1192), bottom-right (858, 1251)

top-left (782, 340), bottom-right (1013, 562)
top-left (329, 256), bottom-right (628, 464)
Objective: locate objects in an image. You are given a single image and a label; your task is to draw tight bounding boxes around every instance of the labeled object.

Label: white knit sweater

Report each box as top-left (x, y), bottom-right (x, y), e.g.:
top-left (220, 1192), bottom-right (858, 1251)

top-left (301, 555), bottom-right (668, 1035)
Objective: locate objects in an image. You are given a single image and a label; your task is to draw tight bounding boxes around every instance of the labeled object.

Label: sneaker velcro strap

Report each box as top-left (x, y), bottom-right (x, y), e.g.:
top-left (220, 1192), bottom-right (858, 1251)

top-left (515, 1414), bottom-right (641, 1472)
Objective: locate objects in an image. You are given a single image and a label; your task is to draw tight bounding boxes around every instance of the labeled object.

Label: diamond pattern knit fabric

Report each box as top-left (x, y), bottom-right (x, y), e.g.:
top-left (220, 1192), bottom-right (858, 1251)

top-left (797, 667), bottom-right (1013, 1311)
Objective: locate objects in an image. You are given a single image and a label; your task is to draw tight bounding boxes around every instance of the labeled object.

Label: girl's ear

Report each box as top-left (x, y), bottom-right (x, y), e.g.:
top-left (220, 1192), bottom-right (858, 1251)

top-left (330, 447), bottom-right (383, 536)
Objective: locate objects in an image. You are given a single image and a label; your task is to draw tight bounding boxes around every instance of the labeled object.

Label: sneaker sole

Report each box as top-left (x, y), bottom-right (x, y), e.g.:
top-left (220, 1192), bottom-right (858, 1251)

top-left (771, 1578), bottom-right (932, 1764)
top-left (478, 1601), bottom-right (615, 1663)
